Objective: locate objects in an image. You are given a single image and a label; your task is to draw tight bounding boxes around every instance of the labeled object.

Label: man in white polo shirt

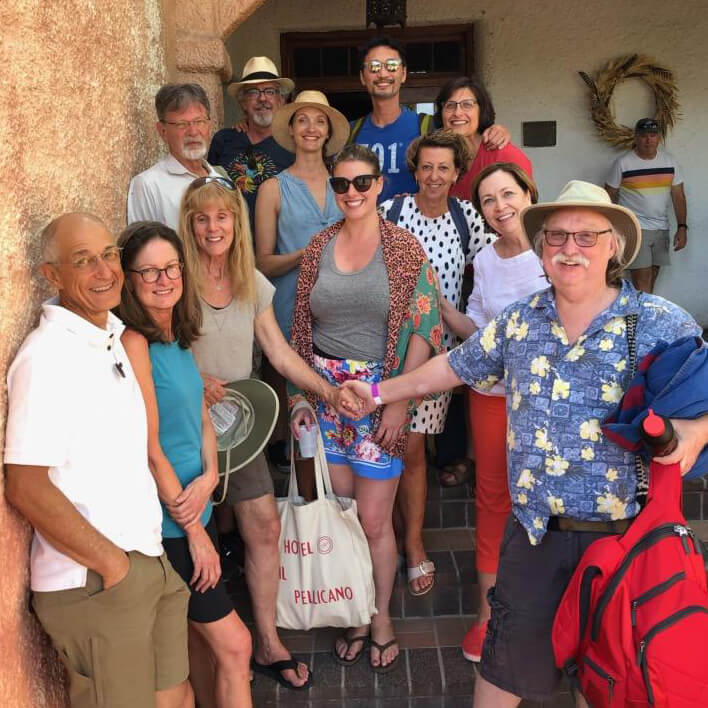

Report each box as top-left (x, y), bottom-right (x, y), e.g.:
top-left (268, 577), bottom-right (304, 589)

top-left (4, 213), bottom-right (193, 708)
top-left (127, 83), bottom-right (224, 230)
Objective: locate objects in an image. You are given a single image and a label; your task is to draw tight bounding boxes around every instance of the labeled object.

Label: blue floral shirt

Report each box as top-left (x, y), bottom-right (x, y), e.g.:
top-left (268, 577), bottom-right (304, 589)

top-left (448, 280), bottom-right (700, 545)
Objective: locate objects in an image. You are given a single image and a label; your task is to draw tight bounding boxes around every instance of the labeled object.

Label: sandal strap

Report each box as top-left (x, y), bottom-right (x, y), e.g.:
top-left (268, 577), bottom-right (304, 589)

top-left (343, 634), bottom-right (368, 649)
top-left (370, 638), bottom-right (398, 652)
top-left (407, 559), bottom-right (435, 581)
top-left (266, 659), bottom-right (299, 672)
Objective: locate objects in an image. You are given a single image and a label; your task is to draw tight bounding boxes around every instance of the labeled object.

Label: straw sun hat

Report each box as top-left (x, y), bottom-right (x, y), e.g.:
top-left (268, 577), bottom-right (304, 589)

top-left (521, 180), bottom-right (642, 267)
top-left (227, 56), bottom-right (295, 98)
top-left (272, 90), bottom-right (350, 156)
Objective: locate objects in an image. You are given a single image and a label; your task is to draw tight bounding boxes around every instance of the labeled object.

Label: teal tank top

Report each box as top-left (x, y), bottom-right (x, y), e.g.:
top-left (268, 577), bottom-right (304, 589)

top-left (149, 341), bottom-right (212, 538)
top-left (271, 170), bottom-right (342, 340)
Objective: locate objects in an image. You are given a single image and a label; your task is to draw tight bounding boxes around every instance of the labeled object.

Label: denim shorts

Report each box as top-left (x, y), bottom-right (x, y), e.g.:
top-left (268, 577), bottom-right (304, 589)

top-left (479, 516), bottom-right (611, 701)
top-left (313, 353), bottom-right (403, 480)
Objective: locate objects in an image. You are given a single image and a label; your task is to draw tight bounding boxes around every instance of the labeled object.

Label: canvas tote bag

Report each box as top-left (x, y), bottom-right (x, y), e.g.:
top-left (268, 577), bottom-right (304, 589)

top-left (275, 429), bottom-right (377, 630)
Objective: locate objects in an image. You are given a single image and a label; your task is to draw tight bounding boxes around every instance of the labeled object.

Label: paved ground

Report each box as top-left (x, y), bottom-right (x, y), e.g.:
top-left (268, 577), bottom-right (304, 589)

top-left (227, 468), bottom-right (708, 707)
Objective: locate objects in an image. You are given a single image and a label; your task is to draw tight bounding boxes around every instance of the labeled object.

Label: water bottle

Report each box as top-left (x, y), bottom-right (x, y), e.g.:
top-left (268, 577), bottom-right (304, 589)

top-left (640, 408), bottom-right (678, 457)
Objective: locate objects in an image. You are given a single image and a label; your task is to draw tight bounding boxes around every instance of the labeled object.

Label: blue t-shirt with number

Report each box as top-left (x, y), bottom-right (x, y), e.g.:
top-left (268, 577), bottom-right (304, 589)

top-left (351, 107), bottom-right (420, 203)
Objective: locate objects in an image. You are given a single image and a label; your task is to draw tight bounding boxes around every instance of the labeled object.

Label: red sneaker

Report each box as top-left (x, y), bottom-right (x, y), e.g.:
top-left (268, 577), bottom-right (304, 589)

top-left (461, 620), bottom-right (488, 662)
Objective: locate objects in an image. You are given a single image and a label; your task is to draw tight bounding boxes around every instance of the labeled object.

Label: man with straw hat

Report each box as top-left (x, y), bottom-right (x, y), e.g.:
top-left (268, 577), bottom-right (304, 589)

top-left (339, 181), bottom-right (708, 706)
top-left (209, 56), bottom-right (295, 227)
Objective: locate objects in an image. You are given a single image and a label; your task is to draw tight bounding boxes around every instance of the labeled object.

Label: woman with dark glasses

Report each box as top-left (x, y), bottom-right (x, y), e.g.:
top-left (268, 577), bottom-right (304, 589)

top-left (178, 176), bottom-right (359, 692)
top-left (116, 221), bottom-right (253, 707)
top-left (289, 144), bottom-right (443, 674)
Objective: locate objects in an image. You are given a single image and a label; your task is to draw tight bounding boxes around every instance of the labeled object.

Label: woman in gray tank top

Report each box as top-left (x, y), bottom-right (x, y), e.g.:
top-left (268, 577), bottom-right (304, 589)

top-left (289, 145), bottom-right (444, 675)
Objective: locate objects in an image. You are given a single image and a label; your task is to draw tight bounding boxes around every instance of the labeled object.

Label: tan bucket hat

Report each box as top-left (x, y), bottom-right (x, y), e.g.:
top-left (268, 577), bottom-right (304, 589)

top-left (271, 90), bottom-right (350, 156)
top-left (211, 379), bottom-right (279, 504)
top-left (227, 56), bottom-right (295, 98)
top-left (521, 180), bottom-right (642, 267)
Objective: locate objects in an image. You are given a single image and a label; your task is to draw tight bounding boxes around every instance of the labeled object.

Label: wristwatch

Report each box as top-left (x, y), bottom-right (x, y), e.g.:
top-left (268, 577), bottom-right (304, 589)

top-left (371, 382), bottom-right (384, 406)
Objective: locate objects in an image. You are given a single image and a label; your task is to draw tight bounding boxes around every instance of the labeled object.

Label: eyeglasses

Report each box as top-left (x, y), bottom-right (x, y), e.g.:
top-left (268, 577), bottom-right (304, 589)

top-left (128, 262), bottom-right (184, 283)
top-left (543, 229), bottom-right (612, 248)
top-left (242, 87), bottom-right (280, 100)
top-left (329, 174), bottom-right (379, 194)
top-left (442, 99), bottom-right (478, 112)
top-left (51, 245), bottom-right (123, 270)
top-left (191, 175), bottom-right (237, 190)
top-left (362, 59), bottom-right (403, 73)
top-left (161, 118), bottom-right (210, 130)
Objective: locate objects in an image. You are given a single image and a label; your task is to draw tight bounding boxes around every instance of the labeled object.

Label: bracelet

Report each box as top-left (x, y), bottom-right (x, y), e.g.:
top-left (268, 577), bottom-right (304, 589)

top-left (678, 223), bottom-right (688, 229)
top-left (371, 382), bottom-right (384, 406)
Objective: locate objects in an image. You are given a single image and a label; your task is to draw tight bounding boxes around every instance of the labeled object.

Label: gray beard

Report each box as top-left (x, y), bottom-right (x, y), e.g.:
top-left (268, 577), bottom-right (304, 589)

top-left (182, 142), bottom-right (208, 160)
top-left (250, 111), bottom-right (273, 128)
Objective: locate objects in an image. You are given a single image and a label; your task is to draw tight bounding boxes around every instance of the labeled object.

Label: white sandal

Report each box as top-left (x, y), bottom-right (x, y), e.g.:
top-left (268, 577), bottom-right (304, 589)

top-left (406, 559), bottom-right (436, 597)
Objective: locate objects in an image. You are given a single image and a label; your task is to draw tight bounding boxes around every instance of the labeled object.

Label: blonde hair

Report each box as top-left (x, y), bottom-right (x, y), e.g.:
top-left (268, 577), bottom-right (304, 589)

top-left (179, 181), bottom-right (258, 304)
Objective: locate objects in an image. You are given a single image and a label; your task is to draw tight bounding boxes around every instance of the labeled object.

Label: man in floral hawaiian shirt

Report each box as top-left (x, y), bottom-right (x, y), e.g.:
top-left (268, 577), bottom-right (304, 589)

top-left (343, 181), bottom-right (708, 707)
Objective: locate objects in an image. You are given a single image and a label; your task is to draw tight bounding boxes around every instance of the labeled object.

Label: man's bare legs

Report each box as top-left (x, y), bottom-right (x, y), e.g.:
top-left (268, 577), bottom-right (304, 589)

top-left (235, 494), bottom-right (309, 687)
top-left (631, 265), bottom-right (659, 293)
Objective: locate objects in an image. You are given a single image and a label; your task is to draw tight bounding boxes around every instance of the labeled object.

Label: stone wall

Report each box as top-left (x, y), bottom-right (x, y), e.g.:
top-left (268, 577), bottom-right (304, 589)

top-left (0, 1), bottom-right (167, 703)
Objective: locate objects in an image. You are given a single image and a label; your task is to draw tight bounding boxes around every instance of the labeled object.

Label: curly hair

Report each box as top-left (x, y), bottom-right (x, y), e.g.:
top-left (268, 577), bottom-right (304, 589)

top-left (405, 129), bottom-right (470, 177)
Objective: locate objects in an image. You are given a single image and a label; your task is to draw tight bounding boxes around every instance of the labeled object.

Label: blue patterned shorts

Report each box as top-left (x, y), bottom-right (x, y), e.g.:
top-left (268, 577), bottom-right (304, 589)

top-left (313, 354), bottom-right (403, 481)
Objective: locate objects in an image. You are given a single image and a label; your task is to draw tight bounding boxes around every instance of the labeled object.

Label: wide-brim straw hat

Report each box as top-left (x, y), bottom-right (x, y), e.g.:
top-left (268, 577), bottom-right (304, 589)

top-left (227, 56), bottom-right (295, 98)
top-left (214, 379), bottom-right (279, 482)
top-left (521, 180), bottom-right (642, 268)
top-left (271, 90), bottom-right (350, 156)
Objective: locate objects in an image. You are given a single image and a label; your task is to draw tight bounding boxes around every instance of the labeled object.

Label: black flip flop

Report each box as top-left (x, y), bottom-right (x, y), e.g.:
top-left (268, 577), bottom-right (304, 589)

top-left (333, 632), bottom-right (369, 666)
top-left (370, 638), bottom-right (400, 674)
top-left (251, 658), bottom-right (313, 690)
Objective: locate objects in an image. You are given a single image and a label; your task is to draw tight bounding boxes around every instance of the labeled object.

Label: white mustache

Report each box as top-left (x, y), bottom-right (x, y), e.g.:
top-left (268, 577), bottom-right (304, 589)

top-left (551, 253), bottom-right (590, 268)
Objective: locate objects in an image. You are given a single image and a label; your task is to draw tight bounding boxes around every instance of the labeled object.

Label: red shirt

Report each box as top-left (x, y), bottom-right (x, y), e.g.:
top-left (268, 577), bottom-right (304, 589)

top-left (450, 142), bottom-right (533, 202)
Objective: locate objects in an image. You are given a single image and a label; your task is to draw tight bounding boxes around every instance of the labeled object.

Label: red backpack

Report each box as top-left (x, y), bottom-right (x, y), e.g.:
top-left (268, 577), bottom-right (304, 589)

top-left (552, 461), bottom-right (708, 707)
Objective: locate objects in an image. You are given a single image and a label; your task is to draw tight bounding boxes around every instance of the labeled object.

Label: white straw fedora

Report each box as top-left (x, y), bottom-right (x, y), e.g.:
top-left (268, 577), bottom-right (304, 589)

top-left (227, 56), bottom-right (295, 98)
top-left (521, 180), bottom-right (642, 267)
top-left (271, 90), bottom-right (350, 156)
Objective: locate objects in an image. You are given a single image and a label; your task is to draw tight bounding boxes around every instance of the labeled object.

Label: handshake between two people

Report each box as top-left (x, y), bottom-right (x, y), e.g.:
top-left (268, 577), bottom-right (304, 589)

top-left (290, 380), bottom-right (391, 442)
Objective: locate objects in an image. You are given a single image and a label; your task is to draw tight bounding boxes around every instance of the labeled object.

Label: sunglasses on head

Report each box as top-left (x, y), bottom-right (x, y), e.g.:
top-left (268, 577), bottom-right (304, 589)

top-left (329, 174), bottom-right (379, 194)
top-left (191, 175), bottom-right (236, 191)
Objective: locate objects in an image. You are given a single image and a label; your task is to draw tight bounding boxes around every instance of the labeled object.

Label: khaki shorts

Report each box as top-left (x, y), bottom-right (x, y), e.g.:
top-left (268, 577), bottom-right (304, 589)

top-left (215, 449), bottom-right (274, 505)
top-left (32, 551), bottom-right (189, 708)
top-left (627, 229), bottom-right (670, 269)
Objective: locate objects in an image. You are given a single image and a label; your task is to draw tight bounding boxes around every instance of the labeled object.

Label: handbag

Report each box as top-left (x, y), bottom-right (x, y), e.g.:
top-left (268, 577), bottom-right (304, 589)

top-left (275, 427), bottom-right (377, 630)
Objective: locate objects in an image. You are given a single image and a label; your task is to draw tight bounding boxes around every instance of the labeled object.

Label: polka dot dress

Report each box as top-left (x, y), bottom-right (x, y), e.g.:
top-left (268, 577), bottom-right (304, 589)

top-left (381, 195), bottom-right (494, 434)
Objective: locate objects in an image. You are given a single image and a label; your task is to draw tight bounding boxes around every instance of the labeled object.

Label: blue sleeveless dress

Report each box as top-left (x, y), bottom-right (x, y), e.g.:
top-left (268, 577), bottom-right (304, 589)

top-left (149, 341), bottom-right (211, 538)
top-left (270, 170), bottom-right (341, 340)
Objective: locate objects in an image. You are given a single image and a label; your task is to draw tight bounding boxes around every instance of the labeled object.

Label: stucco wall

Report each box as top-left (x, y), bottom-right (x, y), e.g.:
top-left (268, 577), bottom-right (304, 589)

top-left (0, 2), bottom-right (167, 704)
top-left (225, 0), bottom-right (708, 324)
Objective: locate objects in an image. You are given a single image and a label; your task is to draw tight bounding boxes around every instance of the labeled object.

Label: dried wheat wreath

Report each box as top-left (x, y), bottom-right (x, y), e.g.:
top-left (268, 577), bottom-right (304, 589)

top-left (579, 54), bottom-right (679, 149)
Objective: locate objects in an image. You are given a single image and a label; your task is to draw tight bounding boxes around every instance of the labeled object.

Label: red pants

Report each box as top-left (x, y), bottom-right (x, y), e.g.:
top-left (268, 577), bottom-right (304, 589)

top-left (468, 390), bottom-right (511, 574)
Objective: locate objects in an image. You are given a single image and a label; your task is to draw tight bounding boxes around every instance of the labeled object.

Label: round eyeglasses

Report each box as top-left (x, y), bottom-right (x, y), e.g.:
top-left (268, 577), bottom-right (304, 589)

top-left (128, 262), bottom-right (184, 283)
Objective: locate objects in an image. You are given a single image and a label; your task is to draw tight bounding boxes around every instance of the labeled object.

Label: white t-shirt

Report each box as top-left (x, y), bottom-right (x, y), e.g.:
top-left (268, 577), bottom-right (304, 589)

top-left (4, 301), bottom-right (163, 591)
top-left (466, 244), bottom-right (546, 395)
top-left (606, 148), bottom-right (683, 230)
top-left (127, 154), bottom-right (223, 230)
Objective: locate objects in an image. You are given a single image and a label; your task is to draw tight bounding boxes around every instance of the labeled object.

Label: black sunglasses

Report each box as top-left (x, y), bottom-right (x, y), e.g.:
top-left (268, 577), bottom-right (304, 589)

top-left (329, 174), bottom-right (379, 194)
top-left (191, 175), bottom-right (236, 190)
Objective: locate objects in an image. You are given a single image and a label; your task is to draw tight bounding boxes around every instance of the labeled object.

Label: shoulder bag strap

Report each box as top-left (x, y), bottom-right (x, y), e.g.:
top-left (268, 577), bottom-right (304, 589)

top-left (447, 197), bottom-right (471, 254)
top-left (348, 117), bottom-right (365, 144)
top-left (626, 312), bottom-right (649, 505)
top-left (385, 195), bottom-right (405, 224)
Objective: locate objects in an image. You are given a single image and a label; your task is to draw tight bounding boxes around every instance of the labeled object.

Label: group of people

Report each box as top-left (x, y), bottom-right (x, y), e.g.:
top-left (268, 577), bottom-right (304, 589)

top-left (5, 32), bottom-right (702, 708)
